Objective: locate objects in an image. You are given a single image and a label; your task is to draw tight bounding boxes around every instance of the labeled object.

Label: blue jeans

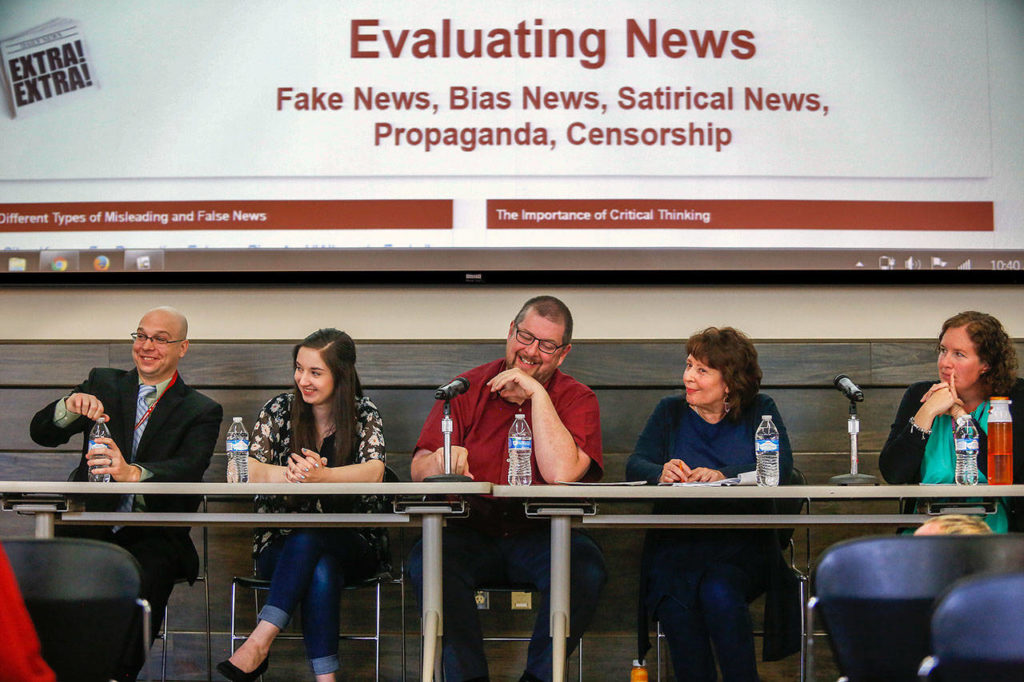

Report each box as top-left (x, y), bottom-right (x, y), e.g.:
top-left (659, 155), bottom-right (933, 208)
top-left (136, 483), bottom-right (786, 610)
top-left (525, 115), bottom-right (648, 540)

top-left (407, 526), bottom-right (607, 682)
top-left (256, 528), bottom-right (376, 675)
top-left (655, 562), bottom-right (761, 682)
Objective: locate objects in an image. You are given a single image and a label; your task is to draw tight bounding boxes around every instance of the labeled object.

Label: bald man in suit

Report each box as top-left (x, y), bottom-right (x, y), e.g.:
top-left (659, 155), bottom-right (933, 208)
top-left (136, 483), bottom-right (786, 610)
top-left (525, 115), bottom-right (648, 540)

top-left (30, 306), bottom-right (222, 681)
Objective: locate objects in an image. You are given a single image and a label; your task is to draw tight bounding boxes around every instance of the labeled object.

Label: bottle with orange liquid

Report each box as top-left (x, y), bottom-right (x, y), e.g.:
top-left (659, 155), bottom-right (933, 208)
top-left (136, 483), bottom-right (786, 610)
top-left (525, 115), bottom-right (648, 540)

top-left (987, 397), bottom-right (1013, 485)
top-left (630, 659), bottom-right (648, 682)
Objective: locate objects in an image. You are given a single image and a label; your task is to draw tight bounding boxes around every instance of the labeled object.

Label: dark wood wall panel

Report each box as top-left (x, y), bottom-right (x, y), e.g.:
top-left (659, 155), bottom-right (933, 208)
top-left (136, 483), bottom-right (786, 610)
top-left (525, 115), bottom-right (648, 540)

top-left (769, 387), bottom-right (904, 453)
top-left (759, 342), bottom-right (873, 385)
top-left (357, 342), bottom-right (506, 385)
top-left (12, 339), bottom-right (1003, 390)
top-left (562, 342), bottom-right (685, 386)
top-left (0, 343), bottom-right (110, 385)
top-left (869, 341), bottom-right (937, 384)
top-left (0, 451), bottom-right (79, 481)
top-left (2, 388), bottom-right (77, 451)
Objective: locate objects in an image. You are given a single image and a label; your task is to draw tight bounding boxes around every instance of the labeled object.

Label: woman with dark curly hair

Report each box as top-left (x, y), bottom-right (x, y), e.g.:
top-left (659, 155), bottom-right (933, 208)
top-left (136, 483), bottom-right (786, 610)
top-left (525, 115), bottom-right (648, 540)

top-left (879, 311), bottom-right (1024, 532)
top-left (627, 327), bottom-right (799, 681)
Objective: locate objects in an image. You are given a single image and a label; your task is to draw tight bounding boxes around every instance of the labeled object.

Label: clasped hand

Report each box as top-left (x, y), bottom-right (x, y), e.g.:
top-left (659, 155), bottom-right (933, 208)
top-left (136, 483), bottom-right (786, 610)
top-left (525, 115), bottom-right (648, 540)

top-left (286, 448), bottom-right (329, 482)
top-left (919, 371), bottom-right (968, 421)
top-left (659, 458), bottom-right (725, 483)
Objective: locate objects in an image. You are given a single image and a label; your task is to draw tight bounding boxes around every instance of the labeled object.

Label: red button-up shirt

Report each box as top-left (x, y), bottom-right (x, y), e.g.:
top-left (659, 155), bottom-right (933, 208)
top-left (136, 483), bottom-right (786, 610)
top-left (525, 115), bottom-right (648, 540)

top-left (416, 358), bottom-right (603, 535)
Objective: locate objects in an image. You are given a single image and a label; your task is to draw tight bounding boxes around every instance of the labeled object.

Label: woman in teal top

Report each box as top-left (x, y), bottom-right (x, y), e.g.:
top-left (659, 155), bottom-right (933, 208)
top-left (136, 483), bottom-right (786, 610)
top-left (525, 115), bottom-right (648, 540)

top-left (879, 310), bottom-right (1024, 532)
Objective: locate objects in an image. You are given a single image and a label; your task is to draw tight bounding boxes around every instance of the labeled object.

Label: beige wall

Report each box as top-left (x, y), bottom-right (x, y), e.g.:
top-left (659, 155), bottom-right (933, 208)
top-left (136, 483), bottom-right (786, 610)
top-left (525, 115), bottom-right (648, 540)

top-left (4, 284), bottom-right (1023, 341)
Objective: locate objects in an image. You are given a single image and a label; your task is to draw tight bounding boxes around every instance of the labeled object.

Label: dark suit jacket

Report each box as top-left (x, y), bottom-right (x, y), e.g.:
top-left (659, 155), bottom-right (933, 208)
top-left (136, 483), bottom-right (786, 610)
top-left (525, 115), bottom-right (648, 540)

top-left (30, 367), bottom-right (223, 581)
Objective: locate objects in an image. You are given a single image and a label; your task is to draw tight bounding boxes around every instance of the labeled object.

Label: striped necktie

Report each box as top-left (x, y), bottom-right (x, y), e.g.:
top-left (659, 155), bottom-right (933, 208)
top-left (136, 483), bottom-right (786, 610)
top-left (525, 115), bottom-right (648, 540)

top-left (116, 384), bottom-right (157, 520)
top-left (132, 384), bottom-right (157, 460)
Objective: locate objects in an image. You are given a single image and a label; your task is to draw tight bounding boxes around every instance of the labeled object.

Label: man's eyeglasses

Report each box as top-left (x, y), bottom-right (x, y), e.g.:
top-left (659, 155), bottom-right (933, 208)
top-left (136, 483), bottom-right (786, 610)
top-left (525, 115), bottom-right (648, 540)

top-left (513, 325), bottom-right (565, 355)
top-left (131, 332), bottom-right (184, 346)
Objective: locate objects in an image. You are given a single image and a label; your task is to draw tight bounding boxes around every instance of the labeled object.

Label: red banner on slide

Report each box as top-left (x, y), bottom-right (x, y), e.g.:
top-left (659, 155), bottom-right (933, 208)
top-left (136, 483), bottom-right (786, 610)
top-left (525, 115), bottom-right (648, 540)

top-left (0, 200), bottom-right (453, 231)
top-left (487, 199), bottom-right (993, 231)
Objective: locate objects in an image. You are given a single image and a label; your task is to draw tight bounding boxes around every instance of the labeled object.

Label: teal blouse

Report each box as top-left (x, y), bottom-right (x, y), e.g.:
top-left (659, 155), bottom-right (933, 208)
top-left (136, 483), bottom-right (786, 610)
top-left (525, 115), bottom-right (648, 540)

top-left (921, 400), bottom-right (1008, 533)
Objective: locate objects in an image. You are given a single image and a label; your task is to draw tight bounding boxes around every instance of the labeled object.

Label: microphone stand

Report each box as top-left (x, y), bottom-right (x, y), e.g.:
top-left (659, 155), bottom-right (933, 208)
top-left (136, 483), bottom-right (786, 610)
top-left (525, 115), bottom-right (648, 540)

top-left (425, 398), bottom-right (472, 482)
top-left (830, 399), bottom-right (878, 485)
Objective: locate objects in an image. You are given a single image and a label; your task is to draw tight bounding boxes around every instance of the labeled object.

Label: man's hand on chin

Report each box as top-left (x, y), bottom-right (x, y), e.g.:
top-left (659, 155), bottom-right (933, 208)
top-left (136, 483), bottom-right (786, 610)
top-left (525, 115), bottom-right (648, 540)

top-left (487, 367), bottom-right (543, 405)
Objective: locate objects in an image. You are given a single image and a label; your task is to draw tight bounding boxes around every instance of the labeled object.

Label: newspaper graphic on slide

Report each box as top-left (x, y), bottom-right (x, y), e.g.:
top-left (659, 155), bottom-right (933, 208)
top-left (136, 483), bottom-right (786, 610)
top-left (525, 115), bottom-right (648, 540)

top-left (1, 18), bottom-right (97, 118)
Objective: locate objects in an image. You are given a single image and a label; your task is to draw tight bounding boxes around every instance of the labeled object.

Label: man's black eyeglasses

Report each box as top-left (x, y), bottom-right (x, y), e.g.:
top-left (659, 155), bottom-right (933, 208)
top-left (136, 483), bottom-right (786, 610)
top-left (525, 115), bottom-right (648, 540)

top-left (131, 332), bottom-right (184, 346)
top-left (513, 325), bottom-right (565, 355)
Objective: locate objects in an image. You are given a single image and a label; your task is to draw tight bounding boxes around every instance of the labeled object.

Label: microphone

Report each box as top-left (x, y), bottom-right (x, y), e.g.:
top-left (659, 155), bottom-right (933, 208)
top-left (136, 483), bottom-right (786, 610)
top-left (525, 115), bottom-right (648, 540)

top-left (434, 377), bottom-right (470, 401)
top-left (834, 374), bottom-right (865, 402)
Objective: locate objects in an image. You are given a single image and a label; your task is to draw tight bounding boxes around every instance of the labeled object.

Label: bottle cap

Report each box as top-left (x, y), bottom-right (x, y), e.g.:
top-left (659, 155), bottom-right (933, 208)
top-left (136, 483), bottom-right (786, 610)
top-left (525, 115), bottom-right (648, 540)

top-left (232, 416), bottom-right (243, 421)
top-left (762, 415), bottom-right (771, 419)
top-left (632, 659), bottom-right (645, 667)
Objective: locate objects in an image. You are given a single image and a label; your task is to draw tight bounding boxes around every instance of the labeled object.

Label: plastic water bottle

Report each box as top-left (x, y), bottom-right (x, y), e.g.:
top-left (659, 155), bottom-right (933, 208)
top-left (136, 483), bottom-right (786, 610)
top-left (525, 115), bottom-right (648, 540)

top-left (507, 413), bottom-right (532, 486)
top-left (954, 415), bottom-right (980, 485)
top-left (225, 417), bottom-right (249, 483)
top-left (755, 415), bottom-right (780, 486)
top-left (88, 417), bottom-right (112, 482)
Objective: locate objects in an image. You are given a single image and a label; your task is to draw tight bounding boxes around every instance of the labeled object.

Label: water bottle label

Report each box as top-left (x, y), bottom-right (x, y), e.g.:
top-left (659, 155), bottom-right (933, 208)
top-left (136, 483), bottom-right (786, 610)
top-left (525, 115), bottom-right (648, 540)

top-left (227, 438), bottom-right (249, 453)
top-left (87, 437), bottom-right (110, 481)
top-left (955, 438), bottom-right (979, 454)
top-left (508, 436), bottom-right (532, 451)
top-left (755, 439), bottom-right (779, 454)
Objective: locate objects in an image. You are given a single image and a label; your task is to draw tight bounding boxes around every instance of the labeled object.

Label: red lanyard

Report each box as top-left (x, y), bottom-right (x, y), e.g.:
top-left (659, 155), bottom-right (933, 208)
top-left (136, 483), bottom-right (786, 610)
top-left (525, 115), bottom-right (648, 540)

top-left (135, 371), bottom-right (177, 431)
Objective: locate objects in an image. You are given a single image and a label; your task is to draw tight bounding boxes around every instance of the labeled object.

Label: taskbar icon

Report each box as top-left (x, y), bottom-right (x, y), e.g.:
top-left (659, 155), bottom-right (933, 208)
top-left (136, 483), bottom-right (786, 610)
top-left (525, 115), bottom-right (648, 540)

top-left (125, 250), bottom-right (165, 271)
top-left (39, 250), bottom-right (80, 272)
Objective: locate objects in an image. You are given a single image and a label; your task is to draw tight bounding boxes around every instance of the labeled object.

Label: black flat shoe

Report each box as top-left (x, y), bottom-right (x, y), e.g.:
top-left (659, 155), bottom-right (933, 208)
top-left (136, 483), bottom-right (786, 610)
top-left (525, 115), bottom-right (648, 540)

top-left (216, 655), bottom-right (268, 682)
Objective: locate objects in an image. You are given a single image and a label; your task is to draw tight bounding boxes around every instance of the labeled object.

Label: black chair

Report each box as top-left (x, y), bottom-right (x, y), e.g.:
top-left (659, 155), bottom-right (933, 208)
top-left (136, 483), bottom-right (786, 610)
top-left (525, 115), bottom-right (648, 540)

top-left (918, 571), bottom-right (1024, 682)
top-left (229, 465), bottom-right (405, 682)
top-left (810, 534), bottom-right (1024, 682)
top-left (230, 571), bottom-right (401, 681)
top-left (4, 537), bottom-right (152, 682)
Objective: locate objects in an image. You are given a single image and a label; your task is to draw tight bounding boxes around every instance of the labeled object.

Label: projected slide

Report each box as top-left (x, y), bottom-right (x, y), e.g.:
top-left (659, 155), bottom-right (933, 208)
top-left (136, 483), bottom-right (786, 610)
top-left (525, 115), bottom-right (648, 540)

top-left (1, 0), bottom-right (1022, 277)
